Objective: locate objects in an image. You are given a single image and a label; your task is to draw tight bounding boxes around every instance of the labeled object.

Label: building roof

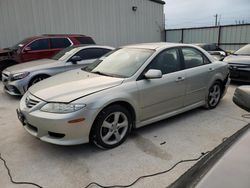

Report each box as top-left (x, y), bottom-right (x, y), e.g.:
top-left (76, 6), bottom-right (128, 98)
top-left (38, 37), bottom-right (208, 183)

top-left (149, 0), bottom-right (165, 5)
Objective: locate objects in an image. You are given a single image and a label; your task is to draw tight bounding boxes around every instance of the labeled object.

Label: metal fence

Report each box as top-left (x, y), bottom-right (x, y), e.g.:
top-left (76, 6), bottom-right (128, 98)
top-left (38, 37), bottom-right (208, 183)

top-left (165, 24), bottom-right (250, 51)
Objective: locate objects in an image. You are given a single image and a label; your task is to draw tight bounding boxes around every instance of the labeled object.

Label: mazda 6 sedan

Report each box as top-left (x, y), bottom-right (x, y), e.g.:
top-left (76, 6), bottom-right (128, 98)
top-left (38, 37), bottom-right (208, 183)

top-left (17, 43), bottom-right (230, 148)
top-left (2, 45), bottom-right (114, 95)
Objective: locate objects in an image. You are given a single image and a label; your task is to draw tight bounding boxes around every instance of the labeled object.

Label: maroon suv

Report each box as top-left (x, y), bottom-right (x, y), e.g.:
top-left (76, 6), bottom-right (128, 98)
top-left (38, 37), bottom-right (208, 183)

top-left (0, 34), bottom-right (95, 73)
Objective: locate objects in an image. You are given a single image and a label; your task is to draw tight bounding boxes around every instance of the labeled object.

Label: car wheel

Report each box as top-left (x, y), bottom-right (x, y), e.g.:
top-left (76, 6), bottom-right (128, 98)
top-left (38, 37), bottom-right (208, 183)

top-left (91, 105), bottom-right (132, 149)
top-left (206, 81), bottom-right (222, 109)
top-left (29, 75), bottom-right (49, 87)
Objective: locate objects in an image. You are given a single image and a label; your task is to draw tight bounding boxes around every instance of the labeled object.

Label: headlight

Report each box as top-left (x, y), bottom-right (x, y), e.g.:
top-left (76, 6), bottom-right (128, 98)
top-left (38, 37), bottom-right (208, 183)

top-left (40, 103), bottom-right (86, 113)
top-left (11, 72), bottom-right (30, 81)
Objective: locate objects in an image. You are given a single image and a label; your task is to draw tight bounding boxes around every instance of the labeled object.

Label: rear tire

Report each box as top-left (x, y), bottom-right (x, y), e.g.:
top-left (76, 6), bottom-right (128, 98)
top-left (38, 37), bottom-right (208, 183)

top-left (206, 81), bottom-right (222, 109)
top-left (91, 105), bottom-right (132, 149)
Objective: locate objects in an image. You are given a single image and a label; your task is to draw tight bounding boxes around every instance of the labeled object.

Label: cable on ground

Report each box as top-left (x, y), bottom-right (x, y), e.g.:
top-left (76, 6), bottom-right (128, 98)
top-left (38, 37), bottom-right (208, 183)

top-left (83, 151), bottom-right (210, 188)
top-left (0, 153), bottom-right (43, 188)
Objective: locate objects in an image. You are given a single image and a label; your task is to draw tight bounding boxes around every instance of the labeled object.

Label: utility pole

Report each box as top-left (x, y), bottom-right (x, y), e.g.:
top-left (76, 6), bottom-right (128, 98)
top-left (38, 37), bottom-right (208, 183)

top-left (214, 14), bottom-right (218, 26)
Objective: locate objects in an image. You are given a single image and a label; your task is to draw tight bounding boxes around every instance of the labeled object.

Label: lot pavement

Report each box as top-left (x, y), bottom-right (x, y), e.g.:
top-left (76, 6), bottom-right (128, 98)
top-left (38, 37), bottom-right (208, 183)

top-left (0, 82), bottom-right (249, 188)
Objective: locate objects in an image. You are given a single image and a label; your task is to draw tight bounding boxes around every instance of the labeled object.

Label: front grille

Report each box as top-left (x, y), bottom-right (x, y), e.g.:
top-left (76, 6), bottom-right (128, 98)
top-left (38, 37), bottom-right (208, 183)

top-left (2, 73), bottom-right (9, 78)
top-left (25, 94), bottom-right (41, 108)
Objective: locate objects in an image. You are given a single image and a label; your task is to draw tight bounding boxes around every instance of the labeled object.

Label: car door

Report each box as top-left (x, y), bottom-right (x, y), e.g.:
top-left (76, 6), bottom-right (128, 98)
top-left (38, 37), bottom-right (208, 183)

top-left (136, 48), bottom-right (186, 121)
top-left (65, 48), bottom-right (112, 71)
top-left (181, 47), bottom-right (214, 106)
top-left (22, 38), bottom-right (50, 62)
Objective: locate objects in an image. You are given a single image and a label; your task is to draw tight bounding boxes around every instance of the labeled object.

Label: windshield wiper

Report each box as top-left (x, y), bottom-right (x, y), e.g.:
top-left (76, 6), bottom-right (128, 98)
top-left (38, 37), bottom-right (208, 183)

top-left (91, 71), bottom-right (113, 77)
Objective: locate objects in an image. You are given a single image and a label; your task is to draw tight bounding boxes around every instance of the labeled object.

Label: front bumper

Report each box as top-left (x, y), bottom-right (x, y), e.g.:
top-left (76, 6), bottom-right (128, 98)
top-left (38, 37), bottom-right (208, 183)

top-left (229, 66), bottom-right (250, 82)
top-left (18, 93), bottom-right (96, 145)
top-left (2, 71), bottom-right (29, 95)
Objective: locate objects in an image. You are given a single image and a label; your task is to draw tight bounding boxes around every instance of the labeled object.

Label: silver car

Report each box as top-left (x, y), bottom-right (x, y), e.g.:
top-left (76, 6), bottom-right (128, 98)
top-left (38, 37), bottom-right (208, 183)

top-left (2, 45), bottom-right (114, 95)
top-left (17, 43), bottom-right (230, 148)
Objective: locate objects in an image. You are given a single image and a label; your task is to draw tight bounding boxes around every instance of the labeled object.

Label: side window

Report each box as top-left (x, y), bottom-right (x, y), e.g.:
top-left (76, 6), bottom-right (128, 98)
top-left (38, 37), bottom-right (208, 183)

top-left (28, 39), bottom-right (49, 51)
top-left (148, 48), bottom-right (181, 75)
top-left (182, 48), bottom-right (205, 69)
top-left (75, 37), bottom-right (95, 44)
top-left (74, 48), bottom-right (111, 60)
top-left (51, 38), bottom-right (71, 49)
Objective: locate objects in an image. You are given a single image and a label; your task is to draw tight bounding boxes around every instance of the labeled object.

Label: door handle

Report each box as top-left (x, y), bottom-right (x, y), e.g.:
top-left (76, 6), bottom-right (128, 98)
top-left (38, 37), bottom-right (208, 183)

top-left (209, 67), bottom-right (215, 72)
top-left (175, 76), bottom-right (185, 82)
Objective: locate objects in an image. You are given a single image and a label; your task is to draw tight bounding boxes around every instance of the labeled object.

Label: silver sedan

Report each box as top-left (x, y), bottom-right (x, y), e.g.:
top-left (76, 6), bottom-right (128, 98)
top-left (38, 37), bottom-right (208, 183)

top-left (17, 43), bottom-right (230, 148)
top-left (2, 45), bottom-right (114, 95)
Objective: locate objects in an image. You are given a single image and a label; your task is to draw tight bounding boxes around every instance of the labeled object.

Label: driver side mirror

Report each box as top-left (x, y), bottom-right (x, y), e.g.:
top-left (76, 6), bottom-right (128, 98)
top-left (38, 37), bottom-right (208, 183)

top-left (144, 69), bottom-right (162, 79)
top-left (70, 56), bottom-right (82, 64)
top-left (23, 47), bottom-right (31, 53)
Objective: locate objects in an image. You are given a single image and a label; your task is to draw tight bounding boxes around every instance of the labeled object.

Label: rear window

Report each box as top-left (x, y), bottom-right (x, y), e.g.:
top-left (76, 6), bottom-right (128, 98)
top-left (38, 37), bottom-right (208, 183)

top-left (51, 38), bottom-right (71, 49)
top-left (75, 37), bottom-right (95, 44)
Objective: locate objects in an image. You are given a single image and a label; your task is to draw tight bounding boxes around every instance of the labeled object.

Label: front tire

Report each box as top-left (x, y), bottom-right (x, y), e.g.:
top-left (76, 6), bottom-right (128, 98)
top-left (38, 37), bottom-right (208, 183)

top-left (91, 105), bottom-right (132, 149)
top-left (206, 81), bottom-right (222, 109)
top-left (29, 75), bottom-right (49, 88)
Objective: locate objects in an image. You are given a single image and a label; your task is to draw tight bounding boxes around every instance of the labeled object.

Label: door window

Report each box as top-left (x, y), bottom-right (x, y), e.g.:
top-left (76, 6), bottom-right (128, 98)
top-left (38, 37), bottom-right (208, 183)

top-left (51, 38), bottom-right (71, 49)
top-left (148, 48), bottom-right (182, 75)
top-left (28, 39), bottom-right (49, 51)
top-left (182, 48), bottom-right (207, 69)
top-left (74, 48), bottom-right (112, 60)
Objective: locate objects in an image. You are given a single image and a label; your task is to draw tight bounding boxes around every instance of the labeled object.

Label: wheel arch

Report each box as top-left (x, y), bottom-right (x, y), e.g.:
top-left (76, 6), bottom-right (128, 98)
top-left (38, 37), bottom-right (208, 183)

top-left (28, 73), bottom-right (51, 87)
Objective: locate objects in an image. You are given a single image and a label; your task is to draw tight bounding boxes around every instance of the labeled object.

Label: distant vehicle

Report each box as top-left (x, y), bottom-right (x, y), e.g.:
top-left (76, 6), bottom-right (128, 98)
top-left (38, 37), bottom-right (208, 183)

top-left (17, 43), bottom-right (229, 148)
top-left (223, 44), bottom-right (250, 82)
top-left (0, 34), bottom-right (96, 74)
top-left (195, 43), bottom-right (227, 60)
top-left (2, 45), bottom-right (113, 95)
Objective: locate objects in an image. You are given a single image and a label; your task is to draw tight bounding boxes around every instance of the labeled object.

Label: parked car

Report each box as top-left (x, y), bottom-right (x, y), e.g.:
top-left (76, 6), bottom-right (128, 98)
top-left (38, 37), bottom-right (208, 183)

top-left (17, 43), bottom-right (230, 148)
top-left (195, 43), bottom-right (227, 60)
top-left (233, 85), bottom-right (250, 112)
top-left (223, 44), bottom-right (250, 82)
top-left (2, 45), bottom-right (113, 95)
top-left (0, 34), bottom-right (95, 74)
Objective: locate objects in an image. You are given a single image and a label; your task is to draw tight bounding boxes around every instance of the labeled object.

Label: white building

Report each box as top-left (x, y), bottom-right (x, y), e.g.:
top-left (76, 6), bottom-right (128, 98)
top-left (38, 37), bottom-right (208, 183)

top-left (0, 0), bottom-right (165, 48)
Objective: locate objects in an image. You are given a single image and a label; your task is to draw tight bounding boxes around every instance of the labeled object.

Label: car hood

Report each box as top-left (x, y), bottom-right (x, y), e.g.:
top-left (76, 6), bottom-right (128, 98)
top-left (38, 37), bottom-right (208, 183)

top-left (29, 69), bottom-right (124, 103)
top-left (5, 59), bottom-right (60, 73)
top-left (224, 55), bottom-right (250, 64)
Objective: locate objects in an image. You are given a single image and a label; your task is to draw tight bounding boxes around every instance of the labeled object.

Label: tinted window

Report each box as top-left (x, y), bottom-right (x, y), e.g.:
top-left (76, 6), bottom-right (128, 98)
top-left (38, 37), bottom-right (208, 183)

top-left (74, 48), bottom-right (111, 60)
top-left (51, 38), bottom-right (71, 49)
top-left (148, 48), bottom-right (181, 75)
top-left (76, 37), bottom-right (95, 44)
top-left (28, 39), bottom-right (49, 51)
top-left (182, 48), bottom-right (204, 69)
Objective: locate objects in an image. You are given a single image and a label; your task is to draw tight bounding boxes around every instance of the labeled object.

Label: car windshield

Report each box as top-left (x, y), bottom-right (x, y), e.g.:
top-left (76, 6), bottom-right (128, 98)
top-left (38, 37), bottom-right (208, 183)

top-left (234, 44), bottom-right (250, 55)
top-left (83, 48), bottom-right (154, 78)
top-left (50, 46), bottom-right (78, 61)
top-left (11, 38), bottom-right (31, 50)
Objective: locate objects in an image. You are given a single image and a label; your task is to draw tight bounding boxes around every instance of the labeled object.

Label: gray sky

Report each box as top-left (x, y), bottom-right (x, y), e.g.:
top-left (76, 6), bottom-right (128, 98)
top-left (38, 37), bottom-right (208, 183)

top-left (164, 0), bottom-right (250, 29)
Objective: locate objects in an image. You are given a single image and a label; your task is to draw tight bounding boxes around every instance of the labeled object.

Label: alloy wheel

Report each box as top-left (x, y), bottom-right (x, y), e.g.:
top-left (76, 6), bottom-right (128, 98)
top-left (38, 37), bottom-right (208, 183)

top-left (100, 112), bottom-right (129, 146)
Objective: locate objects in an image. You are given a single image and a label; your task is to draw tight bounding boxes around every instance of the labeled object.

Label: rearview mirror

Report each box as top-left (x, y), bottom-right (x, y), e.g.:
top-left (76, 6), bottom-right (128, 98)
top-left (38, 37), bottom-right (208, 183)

top-left (70, 56), bottom-right (82, 64)
top-left (23, 47), bottom-right (31, 52)
top-left (144, 69), bottom-right (162, 79)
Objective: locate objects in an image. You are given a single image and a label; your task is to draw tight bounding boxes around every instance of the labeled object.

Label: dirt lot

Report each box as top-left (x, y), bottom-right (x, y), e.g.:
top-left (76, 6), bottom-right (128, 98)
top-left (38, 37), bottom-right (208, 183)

top-left (0, 82), bottom-right (249, 188)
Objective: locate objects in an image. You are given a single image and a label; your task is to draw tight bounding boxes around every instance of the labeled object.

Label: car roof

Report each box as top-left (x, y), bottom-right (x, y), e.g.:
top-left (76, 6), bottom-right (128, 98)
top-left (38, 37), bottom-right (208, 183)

top-left (25, 34), bottom-right (92, 40)
top-left (72, 44), bottom-right (114, 50)
top-left (123, 42), bottom-right (198, 50)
